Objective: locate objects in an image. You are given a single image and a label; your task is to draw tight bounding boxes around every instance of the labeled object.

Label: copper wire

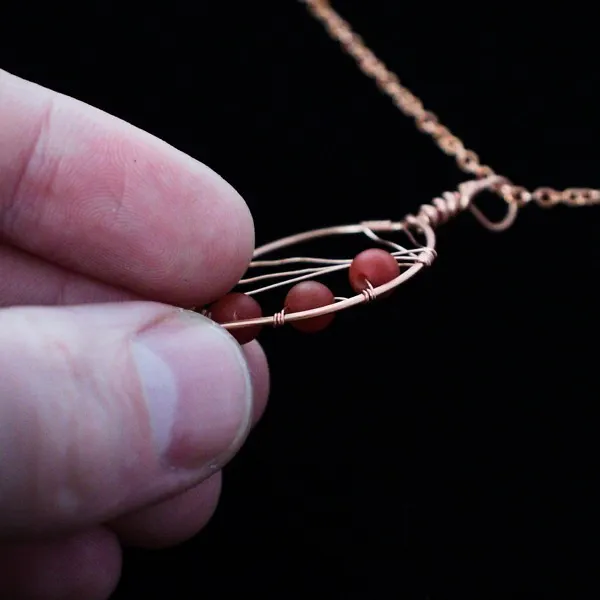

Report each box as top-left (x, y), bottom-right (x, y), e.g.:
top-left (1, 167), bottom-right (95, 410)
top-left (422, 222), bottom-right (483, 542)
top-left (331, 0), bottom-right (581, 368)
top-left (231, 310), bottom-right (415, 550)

top-left (219, 177), bottom-right (513, 331)
top-left (216, 2), bottom-right (600, 333)
top-left (221, 217), bottom-right (437, 330)
top-left (243, 262), bottom-right (349, 296)
top-left (272, 309), bottom-right (286, 327)
top-left (238, 225), bottom-right (430, 296)
top-left (361, 281), bottom-right (376, 302)
top-left (240, 254), bottom-right (424, 295)
top-left (416, 248), bottom-right (437, 266)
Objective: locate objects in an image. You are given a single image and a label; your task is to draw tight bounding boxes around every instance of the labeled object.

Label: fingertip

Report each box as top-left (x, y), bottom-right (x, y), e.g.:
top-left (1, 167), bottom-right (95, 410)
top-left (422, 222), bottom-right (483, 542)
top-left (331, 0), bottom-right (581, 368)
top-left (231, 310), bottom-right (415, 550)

top-left (0, 527), bottom-right (122, 600)
top-left (0, 303), bottom-right (253, 536)
top-left (108, 473), bottom-right (222, 549)
top-left (0, 69), bottom-right (256, 306)
top-left (192, 173), bottom-right (255, 303)
top-left (242, 340), bottom-right (270, 425)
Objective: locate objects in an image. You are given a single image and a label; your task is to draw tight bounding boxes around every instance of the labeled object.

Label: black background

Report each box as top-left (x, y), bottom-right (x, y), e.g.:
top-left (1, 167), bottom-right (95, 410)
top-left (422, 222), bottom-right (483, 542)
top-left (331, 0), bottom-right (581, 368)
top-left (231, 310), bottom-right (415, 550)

top-left (2, 1), bottom-right (598, 598)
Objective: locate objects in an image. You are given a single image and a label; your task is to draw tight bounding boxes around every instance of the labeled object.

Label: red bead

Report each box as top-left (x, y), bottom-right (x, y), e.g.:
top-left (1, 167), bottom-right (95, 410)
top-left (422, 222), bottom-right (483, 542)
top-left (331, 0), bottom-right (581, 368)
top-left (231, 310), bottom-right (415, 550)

top-left (209, 292), bottom-right (262, 345)
top-left (348, 248), bottom-right (400, 293)
top-left (284, 281), bottom-right (335, 333)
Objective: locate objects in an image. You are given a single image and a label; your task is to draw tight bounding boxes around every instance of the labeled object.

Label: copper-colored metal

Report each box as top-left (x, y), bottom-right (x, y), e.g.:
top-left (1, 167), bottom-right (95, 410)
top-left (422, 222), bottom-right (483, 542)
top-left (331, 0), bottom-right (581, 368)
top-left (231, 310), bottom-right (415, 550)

top-left (222, 176), bottom-right (503, 331)
top-left (224, 220), bottom-right (434, 331)
top-left (213, 1), bottom-right (599, 332)
top-left (302, 0), bottom-right (600, 210)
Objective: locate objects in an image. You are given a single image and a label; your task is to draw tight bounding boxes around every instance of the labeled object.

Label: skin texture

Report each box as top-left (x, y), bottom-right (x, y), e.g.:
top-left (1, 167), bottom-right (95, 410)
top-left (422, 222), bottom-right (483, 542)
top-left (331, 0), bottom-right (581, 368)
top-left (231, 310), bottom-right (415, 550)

top-left (0, 69), bottom-right (269, 599)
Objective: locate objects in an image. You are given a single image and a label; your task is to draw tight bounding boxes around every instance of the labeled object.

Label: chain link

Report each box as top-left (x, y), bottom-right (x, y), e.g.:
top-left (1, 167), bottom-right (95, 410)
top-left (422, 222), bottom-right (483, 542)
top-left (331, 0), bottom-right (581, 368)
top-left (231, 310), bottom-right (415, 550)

top-left (303, 0), bottom-right (600, 209)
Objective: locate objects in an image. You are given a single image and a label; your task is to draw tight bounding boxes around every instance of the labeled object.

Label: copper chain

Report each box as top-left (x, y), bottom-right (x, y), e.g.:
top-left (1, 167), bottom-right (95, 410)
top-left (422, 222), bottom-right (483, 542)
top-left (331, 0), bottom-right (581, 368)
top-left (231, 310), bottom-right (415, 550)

top-left (303, 0), bottom-right (600, 209)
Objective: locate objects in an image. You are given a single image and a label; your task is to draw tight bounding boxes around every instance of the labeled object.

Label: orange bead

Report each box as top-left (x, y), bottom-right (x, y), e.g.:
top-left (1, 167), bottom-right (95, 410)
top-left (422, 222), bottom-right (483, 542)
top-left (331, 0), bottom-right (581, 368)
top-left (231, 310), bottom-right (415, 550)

top-left (209, 293), bottom-right (262, 345)
top-left (284, 281), bottom-right (335, 333)
top-left (348, 248), bottom-right (400, 293)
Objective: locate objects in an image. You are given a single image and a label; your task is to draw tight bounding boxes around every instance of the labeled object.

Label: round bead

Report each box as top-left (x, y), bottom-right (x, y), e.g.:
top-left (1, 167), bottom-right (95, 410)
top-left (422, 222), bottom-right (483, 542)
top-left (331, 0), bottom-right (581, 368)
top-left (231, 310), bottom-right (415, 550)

top-left (209, 292), bottom-right (262, 345)
top-left (284, 281), bottom-right (335, 333)
top-left (348, 248), bottom-right (400, 293)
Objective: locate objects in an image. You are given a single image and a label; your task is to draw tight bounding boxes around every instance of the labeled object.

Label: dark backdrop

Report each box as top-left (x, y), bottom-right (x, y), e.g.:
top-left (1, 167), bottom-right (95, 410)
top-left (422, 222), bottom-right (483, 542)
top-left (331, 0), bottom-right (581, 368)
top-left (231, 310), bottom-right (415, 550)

top-left (2, 1), bottom-right (598, 598)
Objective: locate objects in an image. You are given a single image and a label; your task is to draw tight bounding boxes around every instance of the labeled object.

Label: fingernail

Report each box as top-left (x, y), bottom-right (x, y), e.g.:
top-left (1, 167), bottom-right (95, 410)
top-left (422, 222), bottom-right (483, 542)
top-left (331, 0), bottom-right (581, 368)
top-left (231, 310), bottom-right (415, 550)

top-left (131, 311), bottom-right (253, 471)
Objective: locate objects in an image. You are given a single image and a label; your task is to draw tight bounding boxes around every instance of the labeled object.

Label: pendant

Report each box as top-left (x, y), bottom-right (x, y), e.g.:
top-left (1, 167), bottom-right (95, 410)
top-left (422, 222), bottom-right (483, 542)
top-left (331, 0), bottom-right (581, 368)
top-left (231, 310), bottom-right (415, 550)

top-left (199, 176), bottom-right (517, 344)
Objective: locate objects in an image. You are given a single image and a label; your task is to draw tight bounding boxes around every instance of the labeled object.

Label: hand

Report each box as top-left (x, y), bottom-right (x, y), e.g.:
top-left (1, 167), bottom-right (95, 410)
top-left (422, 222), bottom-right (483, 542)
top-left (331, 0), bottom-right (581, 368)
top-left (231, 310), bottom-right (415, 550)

top-left (0, 69), bottom-right (269, 599)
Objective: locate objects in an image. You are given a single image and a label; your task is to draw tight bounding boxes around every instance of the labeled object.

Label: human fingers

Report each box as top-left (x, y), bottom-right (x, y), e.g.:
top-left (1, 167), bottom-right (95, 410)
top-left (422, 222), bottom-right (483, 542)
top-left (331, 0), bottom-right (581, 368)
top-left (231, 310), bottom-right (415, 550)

top-left (0, 342), bottom-right (269, 599)
top-left (0, 527), bottom-right (121, 600)
top-left (0, 248), bottom-right (269, 549)
top-left (0, 69), bottom-right (253, 306)
top-left (244, 340), bottom-right (270, 425)
top-left (109, 472), bottom-right (222, 549)
top-left (0, 302), bottom-right (259, 538)
top-left (106, 341), bottom-right (269, 549)
top-left (0, 243), bottom-right (141, 307)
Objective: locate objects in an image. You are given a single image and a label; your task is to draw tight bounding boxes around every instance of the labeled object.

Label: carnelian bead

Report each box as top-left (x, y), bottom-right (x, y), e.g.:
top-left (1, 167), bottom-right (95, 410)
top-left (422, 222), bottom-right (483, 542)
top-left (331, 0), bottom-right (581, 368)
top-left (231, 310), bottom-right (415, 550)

top-left (209, 292), bottom-right (262, 345)
top-left (284, 281), bottom-right (335, 333)
top-left (348, 248), bottom-right (400, 293)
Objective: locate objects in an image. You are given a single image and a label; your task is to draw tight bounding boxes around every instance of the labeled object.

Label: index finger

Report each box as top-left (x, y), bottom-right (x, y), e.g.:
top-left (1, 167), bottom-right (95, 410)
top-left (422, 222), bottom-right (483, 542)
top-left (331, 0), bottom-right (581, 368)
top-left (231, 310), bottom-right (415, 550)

top-left (0, 70), bottom-right (254, 306)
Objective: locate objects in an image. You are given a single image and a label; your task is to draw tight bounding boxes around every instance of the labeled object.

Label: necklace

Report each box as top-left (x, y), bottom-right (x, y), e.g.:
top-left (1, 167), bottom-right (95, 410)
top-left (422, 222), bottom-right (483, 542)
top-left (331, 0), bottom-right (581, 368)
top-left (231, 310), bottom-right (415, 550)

top-left (200, 0), bottom-right (600, 345)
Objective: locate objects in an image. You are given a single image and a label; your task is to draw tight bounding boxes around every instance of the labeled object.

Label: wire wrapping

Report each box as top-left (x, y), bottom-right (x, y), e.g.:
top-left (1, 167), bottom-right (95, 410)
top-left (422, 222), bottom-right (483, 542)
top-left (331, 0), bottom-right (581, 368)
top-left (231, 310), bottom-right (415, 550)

top-left (404, 191), bottom-right (466, 229)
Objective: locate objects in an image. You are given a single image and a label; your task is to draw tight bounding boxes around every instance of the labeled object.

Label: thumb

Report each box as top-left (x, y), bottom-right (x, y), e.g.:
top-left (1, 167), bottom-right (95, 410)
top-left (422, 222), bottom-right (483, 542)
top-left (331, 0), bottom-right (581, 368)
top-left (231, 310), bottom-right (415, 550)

top-left (0, 302), bottom-right (254, 538)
